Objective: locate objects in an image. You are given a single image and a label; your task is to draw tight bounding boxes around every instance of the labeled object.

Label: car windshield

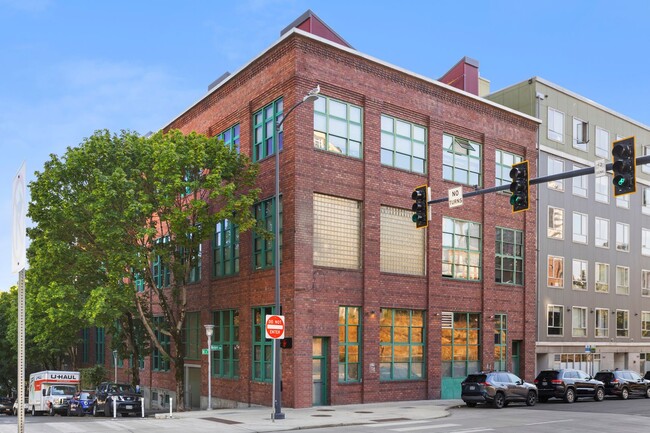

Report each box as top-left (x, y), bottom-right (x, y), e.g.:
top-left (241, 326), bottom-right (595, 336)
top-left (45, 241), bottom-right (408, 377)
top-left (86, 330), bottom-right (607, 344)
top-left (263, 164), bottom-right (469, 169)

top-left (51, 386), bottom-right (77, 395)
top-left (536, 370), bottom-right (559, 381)
top-left (463, 374), bottom-right (487, 383)
top-left (110, 384), bottom-right (135, 393)
top-left (594, 372), bottom-right (612, 381)
top-left (79, 392), bottom-right (94, 400)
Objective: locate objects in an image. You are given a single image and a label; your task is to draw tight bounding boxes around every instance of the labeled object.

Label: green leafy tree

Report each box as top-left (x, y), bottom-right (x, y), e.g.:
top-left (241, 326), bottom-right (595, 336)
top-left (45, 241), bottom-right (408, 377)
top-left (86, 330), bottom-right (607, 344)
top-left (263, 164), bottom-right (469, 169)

top-left (28, 129), bottom-right (260, 410)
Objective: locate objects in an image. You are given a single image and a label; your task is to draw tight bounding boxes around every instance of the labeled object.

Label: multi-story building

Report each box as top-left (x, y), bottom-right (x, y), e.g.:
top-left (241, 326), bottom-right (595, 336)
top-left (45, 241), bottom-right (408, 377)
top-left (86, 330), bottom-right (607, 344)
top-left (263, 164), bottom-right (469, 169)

top-left (80, 10), bottom-right (539, 408)
top-left (488, 77), bottom-right (650, 375)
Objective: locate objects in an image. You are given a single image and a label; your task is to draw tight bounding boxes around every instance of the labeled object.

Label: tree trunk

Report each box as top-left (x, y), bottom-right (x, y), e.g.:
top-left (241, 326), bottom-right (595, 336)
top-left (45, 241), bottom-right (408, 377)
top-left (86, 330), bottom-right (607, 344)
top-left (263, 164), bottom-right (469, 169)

top-left (174, 345), bottom-right (185, 411)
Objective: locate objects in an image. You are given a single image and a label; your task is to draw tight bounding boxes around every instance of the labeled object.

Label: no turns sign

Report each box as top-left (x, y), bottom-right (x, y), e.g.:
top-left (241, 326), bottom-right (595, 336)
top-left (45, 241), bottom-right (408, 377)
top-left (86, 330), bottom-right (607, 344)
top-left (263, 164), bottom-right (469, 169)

top-left (265, 315), bottom-right (285, 339)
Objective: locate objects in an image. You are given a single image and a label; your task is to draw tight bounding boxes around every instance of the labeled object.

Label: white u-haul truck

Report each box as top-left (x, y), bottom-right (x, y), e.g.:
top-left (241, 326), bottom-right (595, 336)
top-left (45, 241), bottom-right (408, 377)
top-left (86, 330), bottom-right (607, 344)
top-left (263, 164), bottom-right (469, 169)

top-left (29, 370), bottom-right (80, 416)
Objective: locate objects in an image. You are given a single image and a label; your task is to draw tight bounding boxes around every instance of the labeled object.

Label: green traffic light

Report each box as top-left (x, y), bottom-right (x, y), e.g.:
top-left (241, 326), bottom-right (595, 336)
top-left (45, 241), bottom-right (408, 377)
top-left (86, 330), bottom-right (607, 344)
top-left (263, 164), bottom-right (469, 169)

top-left (617, 177), bottom-right (625, 186)
top-left (412, 214), bottom-right (418, 223)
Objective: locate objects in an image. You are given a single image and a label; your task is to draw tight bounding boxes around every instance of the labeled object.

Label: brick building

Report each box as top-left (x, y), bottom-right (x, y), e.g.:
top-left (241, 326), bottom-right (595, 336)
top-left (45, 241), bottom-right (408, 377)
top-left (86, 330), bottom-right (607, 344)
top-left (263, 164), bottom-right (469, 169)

top-left (82, 10), bottom-right (539, 408)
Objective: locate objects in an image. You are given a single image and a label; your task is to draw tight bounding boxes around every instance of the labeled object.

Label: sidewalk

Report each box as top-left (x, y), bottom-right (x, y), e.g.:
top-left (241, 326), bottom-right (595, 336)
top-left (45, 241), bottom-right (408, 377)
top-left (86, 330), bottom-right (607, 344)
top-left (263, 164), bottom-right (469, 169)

top-left (154, 399), bottom-right (465, 432)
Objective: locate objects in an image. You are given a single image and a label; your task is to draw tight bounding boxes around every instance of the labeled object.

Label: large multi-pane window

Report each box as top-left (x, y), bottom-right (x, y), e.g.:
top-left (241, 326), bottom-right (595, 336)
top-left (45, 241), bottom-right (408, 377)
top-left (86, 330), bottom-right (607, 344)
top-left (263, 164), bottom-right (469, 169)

top-left (442, 217), bottom-right (482, 281)
top-left (572, 212), bottom-right (587, 244)
top-left (595, 176), bottom-right (609, 203)
top-left (643, 229), bottom-right (650, 256)
top-left (380, 206), bottom-right (425, 275)
top-left (213, 309), bottom-right (239, 378)
top-left (184, 312), bottom-right (200, 360)
top-left (616, 310), bottom-right (629, 337)
top-left (616, 222), bottom-right (630, 252)
top-left (547, 107), bottom-right (564, 142)
top-left (547, 305), bottom-right (563, 336)
top-left (573, 117), bottom-right (588, 151)
top-left (495, 150), bottom-right (522, 187)
top-left (547, 157), bottom-right (564, 190)
top-left (134, 272), bottom-right (145, 292)
top-left (595, 308), bottom-right (609, 337)
top-left (595, 263), bottom-right (609, 293)
top-left (494, 315), bottom-right (507, 371)
top-left (380, 115), bottom-right (426, 173)
top-left (153, 236), bottom-right (171, 288)
top-left (495, 227), bottom-right (524, 285)
top-left (379, 309), bottom-right (424, 381)
top-left (572, 164), bottom-right (588, 197)
top-left (595, 217), bottom-right (609, 248)
top-left (442, 133), bottom-right (482, 186)
top-left (213, 219), bottom-right (239, 277)
top-left (548, 255), bottom-right (564, 288)
top-left (616, 194), bottom-right (630, 209)
top-left (616, 266), bottom-right (630, 295)
top-left (643, 312), bottom-right (650, 337)
top-left (314, 194), bottom-right (361, 270)
top-left (152, 317), bottom-right (170, 371)
top-left (547, 207), bottom-right (564, 239)
top-left (441, 312), bottom-right (480, 378)
top-left (595, 127), bottom-right (609, 158)
top-left (643, 270), bottom-right (650, 297)
top-left (572, 259), bottom-right (587, 291)
top-left (95, 327), bottom-right (105, 364)
top-left (252, 306), bottom-right (274, 382)
top-left (572, 307), bottom-right (587, 337)
top-left (253, 98), bottom-right (283, 161)
top-left (313, 96), bottom-right (362, 158)
top-left (181, 237), bottom-right (201, 284)
top-left (217, 124), bottom-right (240, 152)
top-left (252, 198), bottom-right (281, 270)
top-left (338, 306), bottom-right (361, 382)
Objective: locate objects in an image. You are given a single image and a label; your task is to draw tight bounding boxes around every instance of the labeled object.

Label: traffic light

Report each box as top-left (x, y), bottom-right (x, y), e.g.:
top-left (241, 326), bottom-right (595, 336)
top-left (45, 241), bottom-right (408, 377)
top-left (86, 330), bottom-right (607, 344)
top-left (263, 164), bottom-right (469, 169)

top-left (411, 185), bottom-right (429, 228)
top-left (509, 160), bottom-right (529, 213)
top-left (280, 338), bottom-right (292, 349)
top-left (612, 136), bottom-right (636, 196)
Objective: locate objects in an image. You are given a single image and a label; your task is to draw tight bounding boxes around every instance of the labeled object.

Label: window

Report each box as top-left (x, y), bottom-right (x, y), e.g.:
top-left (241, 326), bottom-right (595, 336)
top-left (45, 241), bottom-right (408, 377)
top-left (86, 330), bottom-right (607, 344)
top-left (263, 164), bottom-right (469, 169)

top-left (595, 263), bottom-right (609, 293)
top-left (213, 219), bottom-right (239, 277)
top-left (595, 217), bottom-right (609, 248)
top-left (643, 270), bottom-right (650, 297)
top-left (547, 305), bottom-right (563, 336)
top-left (617, 194), bottom-right (630, 209)
top-left (616, 222), bottom-right (630, 252)
top-left (181, 236), bottom-right (201, 284)
top-left (617, 310), bottom-right (629, 337)
top-left (252, 197), bottom-right (281, 270)
top-left (152, 317), bottom-right (170, 371)
top-left (442, 217), bottom-right (482, 281)
top-left (616, 266), bottom-right (630, 295)
top-left (95, 327), bottom-right (105, 365)
top-left (134, 272), bottom-right (145, 292)
top-left (595, 308), bottom-right (609, 337)
top-left (494, 315), bottom-right (507, 371)
top-left (572, 259), bottom-right (588, 291)
top-left (644, 145), bottom-right (650, 174)
top-left (213, 310), bottom-right (239, 378)
top-left (595, 176), bottom-right (609, 203)
top-left (379, 309), bottom-right (425, 381)
top-left (643, 312), bottom-right (650, 338)
top-left (548, 107), bottom-right (564, 143)
top-left (547, 255), bottom-right (564, 288)
top-left (339, 306), bottom-right (361, 382)
top-left (495, 150), bottom-right (522, 187)
top-left (573, 118), bottom-right (589, 151)
top-left (547, 207), bottom-right (564, 239)
top-left (441, 312), bottom-right (480, 378)
top-left (643, 188), bottom-right (650, 215)
top-left (572, 164), bottom-right (588, 197)
top-left (184, 312), bottom-right (200, 360)
top-left (442, 133), bottom-right (482, 186)
top-left (217, 124), bottom-right (240, 153)
top-left (644, 229), bottom-right (650, 256)
top-left (314, 194), bottom-right (362, 269)
top-left (252, 306), bottom-right (274, 382)
top-left (153, 236), bottom-right (171, 288)
top-left (380, 206), bottom-right (425, 275)
top-left (495, 227), bottom-right (524, 285)
top-left (595, 127), bottom-right (609, 158)
top-left (547, 157), bottom-right (564, 191)
top-left (253, 98), bottom-right (283, 161)
top-left (572, 212), bottom-right (587, 244)
top-left (572, 307), bottom-right (587, 337)
top-left (380, 115), bottom-right (426, 173)
top-left (313, 96), bottom-right (362, 158)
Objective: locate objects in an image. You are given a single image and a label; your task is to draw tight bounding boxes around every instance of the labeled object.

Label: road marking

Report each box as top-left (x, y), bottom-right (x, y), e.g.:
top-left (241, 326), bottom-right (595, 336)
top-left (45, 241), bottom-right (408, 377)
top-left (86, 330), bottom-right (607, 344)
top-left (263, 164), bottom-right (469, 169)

top-left (364, 420), bottom-right (433, 428)
top-left (524, 419), bottom-right (574, 426)
top-left (449, 429), bottom-right (495, 433)
top-left (393, 423), bottom-right (462, 431)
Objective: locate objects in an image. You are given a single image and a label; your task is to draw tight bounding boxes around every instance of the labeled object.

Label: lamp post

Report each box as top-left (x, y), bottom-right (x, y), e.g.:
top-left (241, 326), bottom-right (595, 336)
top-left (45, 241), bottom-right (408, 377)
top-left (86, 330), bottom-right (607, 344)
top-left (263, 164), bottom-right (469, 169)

top-left (272, 85), bottom-right (320, 420)
top-left (112, 350), bottom-right (118, 382)
top-left (204, 324), bottom-right (214, 410)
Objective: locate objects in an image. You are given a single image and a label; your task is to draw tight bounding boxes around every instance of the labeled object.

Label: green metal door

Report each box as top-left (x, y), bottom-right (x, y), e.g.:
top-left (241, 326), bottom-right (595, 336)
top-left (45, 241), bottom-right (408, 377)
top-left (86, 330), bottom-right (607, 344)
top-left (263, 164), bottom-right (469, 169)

top-left (512, 341), bottom-right (521, 377)
top-left (312, 337), bottom-right (328, 406)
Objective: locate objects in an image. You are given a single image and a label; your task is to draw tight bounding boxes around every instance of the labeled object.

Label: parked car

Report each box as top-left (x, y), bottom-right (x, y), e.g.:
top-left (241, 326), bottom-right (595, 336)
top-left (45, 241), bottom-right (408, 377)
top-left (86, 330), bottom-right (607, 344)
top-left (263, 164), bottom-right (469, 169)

top-left (461, 371), bottom-right (538, 409)
top-left (67, 390), bottom-right (96, 416)
top-left (645, 371), bottom-right (650, 381)
top-left (12, 398), bottom-right (28, 416)
top-left (0, 397), bottom-right (13, 415)
top-left (594, 370), bottom-right (650, 399)
top-left (93, 382), bottom-right (141, 417)
top-left (534, 369), bottom-right (605, 403)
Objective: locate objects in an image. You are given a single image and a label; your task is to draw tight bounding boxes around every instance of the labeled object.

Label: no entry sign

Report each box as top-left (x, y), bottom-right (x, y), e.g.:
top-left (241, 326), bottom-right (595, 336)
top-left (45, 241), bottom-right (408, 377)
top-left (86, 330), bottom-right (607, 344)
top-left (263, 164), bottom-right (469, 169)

top-left (265, 315), bottom-right (285, 339)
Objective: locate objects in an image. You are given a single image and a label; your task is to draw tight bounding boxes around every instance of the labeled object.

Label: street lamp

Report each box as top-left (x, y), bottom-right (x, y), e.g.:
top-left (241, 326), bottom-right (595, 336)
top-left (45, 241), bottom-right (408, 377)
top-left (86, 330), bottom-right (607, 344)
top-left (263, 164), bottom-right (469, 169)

top-left (204, 324), bottom-right (214, 410)
top-left (112, 350), bottom-right (118, 382)
top-left (272, 85), bottom-right (320, 420)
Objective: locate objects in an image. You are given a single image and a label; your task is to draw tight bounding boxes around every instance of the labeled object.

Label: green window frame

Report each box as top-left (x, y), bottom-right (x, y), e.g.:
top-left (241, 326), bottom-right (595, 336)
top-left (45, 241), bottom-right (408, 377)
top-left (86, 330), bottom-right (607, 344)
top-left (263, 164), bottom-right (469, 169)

top-left (494, 314), bottom-right (507, 371)
top-left (495, 227), bottom-right (524, 285)
top-left (380, 114), bottom-right (426, 173)
top-left (253, 98), bottom-right (283, 161)
top-left (379, 308), bottom-right (425, 381)
top-left (338, 306), bottom-right (361, 382)
top-left (134, 272), bottom-right (145, 292)
top-left (442, 217), bottom-right (482, 281)
top-left (495, 150), bottom-right (522, 187)
top-left (212, 309), bottom-right (240, 379)
top-left (213, 219), bottom-right (239, 277)
top-left (152, 317), bottom-right (170, 371)
top-left (252, 197), bottom-right (282, 270)
top-left (217, 123), bottom-right (241, 153)
top-left (184, 312), bottom-right (201, 360)
top-left (252, 306), bottom-right (275, 382)
top-left (442, 133), bottom-right (482, 186)
top-left (153, 236), bottom-right (170, 288)
top-left (313, 95), bottom-right (362, 158)
top-left (82, 328), bottom-right (90, 363)
top-left (180, 240), bottom-right (202, 284)
top-left (441, 312), bottom-right (481, 377)
top-left (95, 327), bottom-right (105, 365)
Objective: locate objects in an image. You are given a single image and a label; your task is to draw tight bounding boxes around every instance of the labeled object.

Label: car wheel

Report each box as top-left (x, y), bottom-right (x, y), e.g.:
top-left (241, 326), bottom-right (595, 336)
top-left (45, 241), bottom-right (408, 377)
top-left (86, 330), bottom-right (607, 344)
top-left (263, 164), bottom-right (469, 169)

top-left (645, 387), bottom-right (650, 399)
top-left (31, 406), bottom-right (36, 416)
top-left (563, 388), bottom-right (576, 403)
top-left (465, 402), bottom-right (477, 407)
top-left (66, 406), bottom-right (70, 417)
top-left (493, 392), bottom-right (505, 409)
top-left (526, 391), bottom-right (537, 406)
top-left (48, 405), bottom-right (54, 416)
top-left (13, 407), bottom-right (17, 416)
top-left (620, 387), bottom-right (629, 400)
top-left (92, 404), bottom-right (99, 417)
top-left (594, 387), bottom-right (605, 402)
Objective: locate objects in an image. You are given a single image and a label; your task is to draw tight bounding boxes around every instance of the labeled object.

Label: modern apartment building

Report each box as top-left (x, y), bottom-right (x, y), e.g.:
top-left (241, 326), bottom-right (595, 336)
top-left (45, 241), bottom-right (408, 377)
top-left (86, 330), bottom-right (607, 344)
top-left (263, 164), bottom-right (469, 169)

top-left (79, 10), bottom-right (539, 408)
top-left (488, 77), bottom-right (650, 375)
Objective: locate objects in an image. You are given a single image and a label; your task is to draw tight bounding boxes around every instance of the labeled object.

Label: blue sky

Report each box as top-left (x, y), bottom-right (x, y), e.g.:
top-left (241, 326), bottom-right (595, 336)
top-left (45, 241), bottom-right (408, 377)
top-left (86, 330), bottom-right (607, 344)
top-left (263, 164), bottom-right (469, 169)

top-left (2, 0), bottom-right (649, 291)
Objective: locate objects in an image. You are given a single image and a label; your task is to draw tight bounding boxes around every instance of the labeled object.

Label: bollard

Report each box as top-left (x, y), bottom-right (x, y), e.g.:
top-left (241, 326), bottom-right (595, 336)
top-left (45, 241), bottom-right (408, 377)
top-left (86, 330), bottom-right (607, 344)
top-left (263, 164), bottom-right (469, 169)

top-left (141, 397), bottom-right (144, 418)
top-left (169, 397), bottom-right (173, 418)
top-left (113, 399), bottom-right (117, 418)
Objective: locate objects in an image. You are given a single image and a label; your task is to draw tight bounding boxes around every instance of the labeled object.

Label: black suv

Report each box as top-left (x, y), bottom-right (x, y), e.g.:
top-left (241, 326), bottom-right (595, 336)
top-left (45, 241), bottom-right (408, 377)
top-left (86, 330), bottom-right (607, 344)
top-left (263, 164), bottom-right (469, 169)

top-left (534, 369), bottom-right (605, 403)
top-left (594, 370), bottom-right (650, 399)
top-left (93, 382), bottom-right (141, 417)
top-left (0, 397), bottom-right (13, 415)
top-left (461, 371), bottom-right (537, 409)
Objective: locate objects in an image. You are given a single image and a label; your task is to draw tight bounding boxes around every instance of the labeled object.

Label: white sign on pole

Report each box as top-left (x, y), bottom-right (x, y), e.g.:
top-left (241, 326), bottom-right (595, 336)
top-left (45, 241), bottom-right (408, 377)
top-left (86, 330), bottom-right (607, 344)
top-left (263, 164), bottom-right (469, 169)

top-left (12, 162), bottom-right (27, 273)
top-left (448, 186), bottom-right (464, 208)
top-left (594, 159), bottom-right (607, 177)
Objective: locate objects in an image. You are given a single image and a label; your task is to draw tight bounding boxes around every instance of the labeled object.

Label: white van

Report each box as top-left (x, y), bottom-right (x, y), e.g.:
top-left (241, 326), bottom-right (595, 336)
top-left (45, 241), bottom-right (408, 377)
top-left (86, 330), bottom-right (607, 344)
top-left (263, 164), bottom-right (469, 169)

top-left (28, 371), bottom-right (80, 416)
